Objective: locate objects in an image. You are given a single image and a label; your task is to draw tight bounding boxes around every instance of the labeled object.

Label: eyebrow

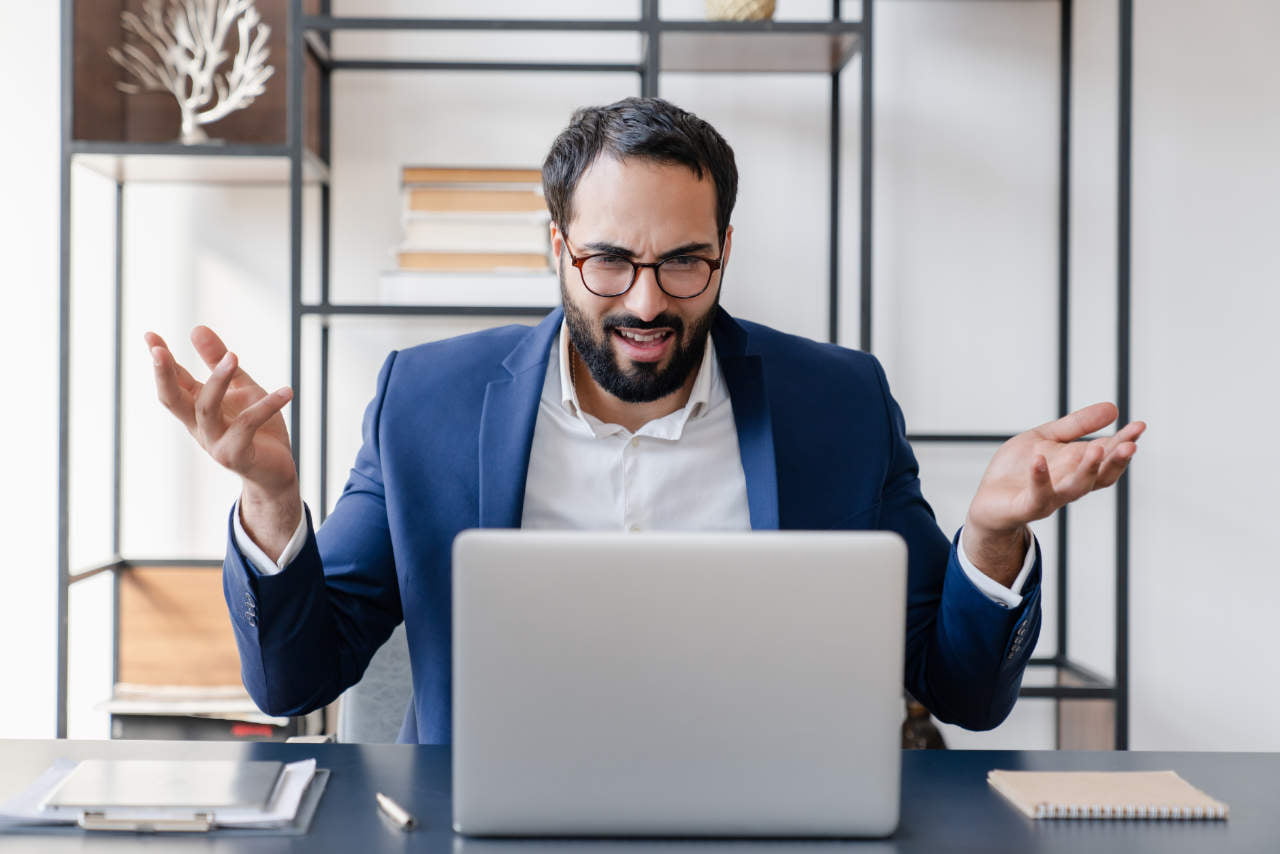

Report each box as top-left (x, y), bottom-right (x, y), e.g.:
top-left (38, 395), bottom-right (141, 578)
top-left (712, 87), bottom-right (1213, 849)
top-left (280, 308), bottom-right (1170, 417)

top-left (579, 240), bottom-right (717, 259)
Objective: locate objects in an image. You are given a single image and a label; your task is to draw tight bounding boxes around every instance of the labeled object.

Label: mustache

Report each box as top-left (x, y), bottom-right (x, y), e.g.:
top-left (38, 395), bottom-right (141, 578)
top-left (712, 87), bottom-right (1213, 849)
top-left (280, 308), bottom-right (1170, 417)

top-left (602, 313), bottom-right (685, 335)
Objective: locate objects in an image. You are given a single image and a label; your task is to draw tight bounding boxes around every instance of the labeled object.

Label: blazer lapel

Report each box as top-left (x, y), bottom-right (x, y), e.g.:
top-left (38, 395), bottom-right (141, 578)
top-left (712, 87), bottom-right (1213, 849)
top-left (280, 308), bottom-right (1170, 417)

top-left (713, 309), bottom-right (780, 530)
top-left (478, 309), bottom-right (563, 528)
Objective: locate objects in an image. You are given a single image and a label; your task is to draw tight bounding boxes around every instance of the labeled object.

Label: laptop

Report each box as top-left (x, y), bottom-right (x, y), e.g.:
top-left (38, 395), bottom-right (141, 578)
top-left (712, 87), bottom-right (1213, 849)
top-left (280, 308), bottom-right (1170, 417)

top-left (451, 530), bottom-right (907, 838)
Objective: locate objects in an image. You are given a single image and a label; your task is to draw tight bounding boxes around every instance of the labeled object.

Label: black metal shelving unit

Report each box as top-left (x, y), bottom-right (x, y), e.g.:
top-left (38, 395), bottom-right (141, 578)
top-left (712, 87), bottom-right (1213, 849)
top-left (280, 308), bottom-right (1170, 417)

top-left (895, 0), bottom-right (1134, 750)
top-left (57, 0), bottom-right (1134, 748)
top-left (291, 1), bottom-right (866, 519)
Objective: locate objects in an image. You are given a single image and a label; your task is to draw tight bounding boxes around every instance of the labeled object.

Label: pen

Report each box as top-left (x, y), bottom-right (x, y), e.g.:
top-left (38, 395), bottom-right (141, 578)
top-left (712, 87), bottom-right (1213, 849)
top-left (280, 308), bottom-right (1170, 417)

top-left (375, 791), bottom-right (418, 831)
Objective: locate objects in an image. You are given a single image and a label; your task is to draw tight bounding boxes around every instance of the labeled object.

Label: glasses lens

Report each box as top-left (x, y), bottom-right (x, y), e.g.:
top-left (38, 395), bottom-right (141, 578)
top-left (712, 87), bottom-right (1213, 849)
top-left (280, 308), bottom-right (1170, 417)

top-left (581, 255), bottom-right (635, 296)
top-left (658, 256), bottom-right (713, 297)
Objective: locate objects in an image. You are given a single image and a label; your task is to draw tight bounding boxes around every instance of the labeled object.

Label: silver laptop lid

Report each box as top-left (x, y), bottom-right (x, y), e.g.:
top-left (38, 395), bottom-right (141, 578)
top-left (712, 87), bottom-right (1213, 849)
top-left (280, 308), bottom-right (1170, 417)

top-left (452, 531), bottom-right (906, 838)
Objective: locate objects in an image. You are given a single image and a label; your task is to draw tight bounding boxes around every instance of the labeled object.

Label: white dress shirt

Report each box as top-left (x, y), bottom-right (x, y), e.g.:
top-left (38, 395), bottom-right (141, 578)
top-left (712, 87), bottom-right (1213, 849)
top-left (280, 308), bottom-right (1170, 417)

top-left (520, 325), bottom-right (751, 532)
top-left (235, 323), bottom-right (1035, 607)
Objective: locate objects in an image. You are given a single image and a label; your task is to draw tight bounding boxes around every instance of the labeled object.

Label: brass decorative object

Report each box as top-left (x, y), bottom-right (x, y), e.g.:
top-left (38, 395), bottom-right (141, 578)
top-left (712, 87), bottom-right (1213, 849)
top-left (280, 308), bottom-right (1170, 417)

top-left (108, 0), bottom-right (275, 145)
top-left (705, 0), bottom-right (777, 21)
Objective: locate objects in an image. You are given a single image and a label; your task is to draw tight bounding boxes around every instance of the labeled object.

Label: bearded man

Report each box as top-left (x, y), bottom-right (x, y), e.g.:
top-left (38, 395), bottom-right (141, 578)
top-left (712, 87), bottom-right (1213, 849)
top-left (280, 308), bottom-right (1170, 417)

top-left (146, 97), bottom-right (1144, 744)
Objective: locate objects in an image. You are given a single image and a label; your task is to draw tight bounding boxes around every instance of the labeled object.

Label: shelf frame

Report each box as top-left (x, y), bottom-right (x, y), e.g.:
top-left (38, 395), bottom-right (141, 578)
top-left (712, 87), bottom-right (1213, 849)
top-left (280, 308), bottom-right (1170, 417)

top-left (300, 16), bottom-right (862, 34)
top-left (300, 14), bottom-right (862, 76)
top-left (68, 141), bottom-right (331, 185)
top-left (302, 303), bottom-right (557, 317)
top-left (55, 0), bottom-right (1135, 749)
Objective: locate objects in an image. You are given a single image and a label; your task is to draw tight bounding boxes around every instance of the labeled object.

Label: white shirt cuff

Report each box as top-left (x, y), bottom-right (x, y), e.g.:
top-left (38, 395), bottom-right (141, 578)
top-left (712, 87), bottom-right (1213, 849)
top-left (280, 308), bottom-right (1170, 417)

top-left (956, 525), bottom-right (1036, 609)
top-left (232, 498), bottom-right (309, 576)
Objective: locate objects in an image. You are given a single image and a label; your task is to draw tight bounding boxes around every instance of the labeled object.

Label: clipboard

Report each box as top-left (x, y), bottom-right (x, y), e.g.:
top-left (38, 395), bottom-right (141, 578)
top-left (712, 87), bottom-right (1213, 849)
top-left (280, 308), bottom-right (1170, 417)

top-left (45, 759), bottom-right (284, 814)
top-left (0, 759), bottom-right (330, 836)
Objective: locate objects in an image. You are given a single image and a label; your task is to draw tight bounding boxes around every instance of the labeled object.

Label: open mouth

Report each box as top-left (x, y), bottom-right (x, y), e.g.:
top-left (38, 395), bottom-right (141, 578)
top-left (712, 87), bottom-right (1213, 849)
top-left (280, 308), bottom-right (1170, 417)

top-left (611, 327), bottom-right (674, 361)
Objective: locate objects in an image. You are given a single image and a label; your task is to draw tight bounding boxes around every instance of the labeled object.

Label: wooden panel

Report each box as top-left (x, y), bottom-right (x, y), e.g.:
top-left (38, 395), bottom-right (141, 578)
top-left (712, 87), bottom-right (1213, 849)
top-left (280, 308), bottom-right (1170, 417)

top-left (122, 0), bottom-right (289, 144)
top-left (117, 567), bottom-right (243, 687)
top-left (305, 45), bottom-right (322, 159)
top-left (73, 0), bottom-right (126, 141)
top-left (661, 31), bottom-right (860, 73)
top-left (1057, 670), bottom-right (1116, 750)
top-left (74, 0), bottom-right (320, 150)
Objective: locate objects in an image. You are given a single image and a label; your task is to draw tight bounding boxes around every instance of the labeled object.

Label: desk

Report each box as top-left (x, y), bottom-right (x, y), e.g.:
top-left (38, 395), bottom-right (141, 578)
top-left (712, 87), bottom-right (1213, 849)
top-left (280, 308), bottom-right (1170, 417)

top-left (1, 739), bottom-right (1276, 852)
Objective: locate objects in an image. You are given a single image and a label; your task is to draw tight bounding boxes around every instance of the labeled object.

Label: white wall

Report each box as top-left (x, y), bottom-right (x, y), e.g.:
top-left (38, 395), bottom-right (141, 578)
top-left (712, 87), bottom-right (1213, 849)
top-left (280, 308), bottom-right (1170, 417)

top-left (0, 2), bottom-right (60, 738)
top-left (7, 0), bottom-right (1278, 749)
top-left (1128, 0), bottom-right (1280, 750)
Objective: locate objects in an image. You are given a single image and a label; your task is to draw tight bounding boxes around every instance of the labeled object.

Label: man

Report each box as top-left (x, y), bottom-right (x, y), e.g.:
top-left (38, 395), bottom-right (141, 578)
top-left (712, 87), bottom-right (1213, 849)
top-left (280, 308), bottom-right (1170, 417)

top-left (145, 98), bottom-right (1144, 744)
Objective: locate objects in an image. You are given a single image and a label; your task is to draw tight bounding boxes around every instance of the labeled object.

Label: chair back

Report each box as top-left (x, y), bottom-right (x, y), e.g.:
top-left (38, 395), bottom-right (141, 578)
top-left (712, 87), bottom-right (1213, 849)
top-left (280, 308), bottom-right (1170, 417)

top-left (337, 623), bottom-right (413, 743)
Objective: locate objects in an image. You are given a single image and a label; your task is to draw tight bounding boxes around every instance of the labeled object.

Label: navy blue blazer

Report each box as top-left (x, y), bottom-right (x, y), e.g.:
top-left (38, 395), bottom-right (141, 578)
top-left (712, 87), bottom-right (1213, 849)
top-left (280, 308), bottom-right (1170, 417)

top-left (223, 307), bottom-right (1042, 743)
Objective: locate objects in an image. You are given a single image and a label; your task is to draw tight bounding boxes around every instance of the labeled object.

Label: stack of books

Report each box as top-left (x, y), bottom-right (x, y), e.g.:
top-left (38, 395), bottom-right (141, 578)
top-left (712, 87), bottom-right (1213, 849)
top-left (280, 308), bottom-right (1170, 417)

top-left (380, 166), bottom-right (560, 308)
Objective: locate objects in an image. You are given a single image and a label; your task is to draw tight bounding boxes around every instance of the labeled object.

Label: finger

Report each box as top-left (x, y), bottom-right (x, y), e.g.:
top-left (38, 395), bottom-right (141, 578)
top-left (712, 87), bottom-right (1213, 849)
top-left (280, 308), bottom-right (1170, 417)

top-left (1054, 441), bottom-right (1106, 500)
top-left (193, 351), bottom-right (238, 442)
top-left (190, 325), bottom-right (267, 395)
top-left (149, 340), bottom-right (199, 394)
top-left (1022, 453), bottom-right (1056, 517)
top-left (168, 355), bottom-right (201, 395)
top-left (149, 337), bottom-right (201, 395)
top-left (1094, 441), bottom-right (1138, 489)
top-left (1037, 402), bottom-right (1119, 443)
top-left (149, 341), bottom-right (198, 431)
top-left (190, 325), bottom-right (231, 371)
top-left (1103, 420), bottom-right (1147, 453)
top-left (145, 331), bottom-right (179, 374)
top-left (213, 387), bottom-right (293, 472)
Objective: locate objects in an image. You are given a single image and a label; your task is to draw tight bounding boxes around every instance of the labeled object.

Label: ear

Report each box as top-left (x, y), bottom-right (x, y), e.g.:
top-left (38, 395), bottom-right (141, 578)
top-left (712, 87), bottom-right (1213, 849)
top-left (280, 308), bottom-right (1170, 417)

top-left (719, 225), bottom-right (734, 272)
top-left (549, 222), bottom-right (566, 263)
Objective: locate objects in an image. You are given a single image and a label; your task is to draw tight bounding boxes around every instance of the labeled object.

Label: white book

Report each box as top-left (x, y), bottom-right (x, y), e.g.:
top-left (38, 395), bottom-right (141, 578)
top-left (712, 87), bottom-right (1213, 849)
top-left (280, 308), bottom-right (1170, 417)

top-left (403, 209), bottom-right (550, 222)
top-left (402, 181), bottom-right (543, 193)
top-left (399, 215), bottom-right (551, 254)
top-left (379, 270), bottom-right (561, 308)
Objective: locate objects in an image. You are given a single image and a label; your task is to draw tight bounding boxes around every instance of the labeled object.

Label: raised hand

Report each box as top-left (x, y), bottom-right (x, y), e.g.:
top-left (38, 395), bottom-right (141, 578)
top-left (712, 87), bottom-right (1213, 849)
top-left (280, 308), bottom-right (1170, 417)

top-left (962, 402), bottom-right (1146, 585)
top-left (145, 326), bottom-right (301, 559)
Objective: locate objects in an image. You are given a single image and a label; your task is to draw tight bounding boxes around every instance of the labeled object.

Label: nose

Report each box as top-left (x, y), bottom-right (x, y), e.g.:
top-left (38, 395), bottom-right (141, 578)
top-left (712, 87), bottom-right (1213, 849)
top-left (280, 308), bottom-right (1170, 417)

top-left (620, 264), bottom-right (669, 323)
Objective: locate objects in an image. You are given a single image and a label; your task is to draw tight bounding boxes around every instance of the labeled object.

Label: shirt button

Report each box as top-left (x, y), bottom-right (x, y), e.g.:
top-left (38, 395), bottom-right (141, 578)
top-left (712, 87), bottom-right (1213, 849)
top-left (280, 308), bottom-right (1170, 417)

top-left (629, 437), bottom-right (639, 448)
top-left (629, 525), bottom-right (641, 533)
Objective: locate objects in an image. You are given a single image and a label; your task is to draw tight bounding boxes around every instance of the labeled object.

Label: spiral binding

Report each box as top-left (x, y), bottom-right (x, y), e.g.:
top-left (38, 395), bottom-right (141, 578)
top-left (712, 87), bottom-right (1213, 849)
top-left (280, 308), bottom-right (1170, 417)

top-left (1034, 802), bottom-right (1227, 820)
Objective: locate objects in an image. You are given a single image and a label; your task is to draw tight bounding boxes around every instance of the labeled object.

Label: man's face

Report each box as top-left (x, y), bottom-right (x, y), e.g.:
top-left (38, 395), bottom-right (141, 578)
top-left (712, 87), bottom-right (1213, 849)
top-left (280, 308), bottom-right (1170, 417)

top-left (554, 155), bottom-right (731, 404)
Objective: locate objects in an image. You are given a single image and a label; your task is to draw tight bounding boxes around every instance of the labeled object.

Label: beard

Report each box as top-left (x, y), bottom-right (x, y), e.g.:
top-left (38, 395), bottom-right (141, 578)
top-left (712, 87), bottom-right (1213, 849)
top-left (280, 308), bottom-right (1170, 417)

top-left (560, 270), bottom-right (717, 405)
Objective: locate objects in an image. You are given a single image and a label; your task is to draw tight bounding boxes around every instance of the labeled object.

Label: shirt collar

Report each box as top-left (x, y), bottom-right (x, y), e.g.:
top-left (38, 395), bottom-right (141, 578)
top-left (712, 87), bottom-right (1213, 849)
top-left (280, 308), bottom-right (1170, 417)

top-left (554, 321), bottom-right (720, 433)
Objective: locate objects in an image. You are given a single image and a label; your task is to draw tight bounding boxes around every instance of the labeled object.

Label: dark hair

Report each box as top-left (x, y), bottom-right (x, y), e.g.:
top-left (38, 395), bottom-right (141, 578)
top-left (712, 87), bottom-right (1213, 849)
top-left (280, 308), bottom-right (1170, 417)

top-left (542, 97), bottom-right (738, 245)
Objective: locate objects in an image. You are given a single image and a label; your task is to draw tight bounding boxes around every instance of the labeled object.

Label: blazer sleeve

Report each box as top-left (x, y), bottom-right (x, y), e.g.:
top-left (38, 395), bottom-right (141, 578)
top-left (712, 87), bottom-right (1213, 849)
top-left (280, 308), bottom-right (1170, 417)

top-left (222, 351), bottom-right (402, 717)
top-left (869, 357), bottom-right (1043, 731)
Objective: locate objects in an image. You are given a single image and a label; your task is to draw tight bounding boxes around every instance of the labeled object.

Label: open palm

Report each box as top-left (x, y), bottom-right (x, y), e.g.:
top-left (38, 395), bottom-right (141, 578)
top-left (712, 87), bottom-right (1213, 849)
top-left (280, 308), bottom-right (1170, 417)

top-left (966, 402), bottom-right (1146, 535)
top-left (144, 325), bottom-right (297, 500)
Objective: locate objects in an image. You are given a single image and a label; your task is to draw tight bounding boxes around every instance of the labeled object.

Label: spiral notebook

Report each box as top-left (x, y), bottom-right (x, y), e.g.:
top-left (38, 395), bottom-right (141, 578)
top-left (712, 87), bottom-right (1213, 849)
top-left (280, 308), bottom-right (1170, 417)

top-left (987, 770), bottom-right (1229, 820)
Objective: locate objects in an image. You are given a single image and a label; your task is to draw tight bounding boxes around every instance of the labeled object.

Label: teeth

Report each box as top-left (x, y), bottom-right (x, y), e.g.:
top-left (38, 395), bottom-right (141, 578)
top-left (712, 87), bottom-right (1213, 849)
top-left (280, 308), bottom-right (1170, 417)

top-left (618, 330), bottom-right (665, 343)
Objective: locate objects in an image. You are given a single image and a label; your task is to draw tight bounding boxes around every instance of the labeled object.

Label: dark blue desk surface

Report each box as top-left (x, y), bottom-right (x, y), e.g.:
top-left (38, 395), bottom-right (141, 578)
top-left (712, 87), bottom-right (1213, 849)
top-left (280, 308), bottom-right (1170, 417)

top-left (1, 739), bottom-right (1276, 852)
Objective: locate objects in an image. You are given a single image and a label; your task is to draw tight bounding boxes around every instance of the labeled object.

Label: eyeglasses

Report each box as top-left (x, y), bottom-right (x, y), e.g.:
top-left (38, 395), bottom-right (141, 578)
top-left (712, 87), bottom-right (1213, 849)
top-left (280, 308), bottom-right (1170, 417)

top-left (560, 232), bottom-right (723, 299)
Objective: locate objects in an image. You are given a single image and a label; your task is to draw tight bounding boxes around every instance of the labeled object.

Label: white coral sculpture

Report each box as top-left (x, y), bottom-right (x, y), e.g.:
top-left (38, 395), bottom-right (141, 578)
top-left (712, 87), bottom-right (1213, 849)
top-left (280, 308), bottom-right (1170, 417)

top-left (108, 0), bottom-right (275, 144)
